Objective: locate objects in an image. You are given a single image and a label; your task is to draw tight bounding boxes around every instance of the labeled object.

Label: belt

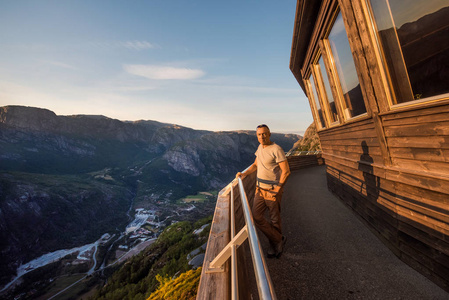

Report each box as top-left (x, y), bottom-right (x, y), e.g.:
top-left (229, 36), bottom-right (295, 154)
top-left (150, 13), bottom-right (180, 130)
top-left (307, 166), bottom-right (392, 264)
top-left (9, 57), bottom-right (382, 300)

top-left (257, 177), bottom-right (279, 189)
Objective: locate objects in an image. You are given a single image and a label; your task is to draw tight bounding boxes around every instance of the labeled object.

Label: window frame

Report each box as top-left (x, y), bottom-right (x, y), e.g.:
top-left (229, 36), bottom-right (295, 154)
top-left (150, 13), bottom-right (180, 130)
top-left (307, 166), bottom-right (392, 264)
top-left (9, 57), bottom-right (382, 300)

top-left (311, 51), bottom-right (341, 127)
top-left (361, 0), bottom-right (449, 110)
top-left (322, 8), bottom-right (369, 122)
top-left (306, 70), bottom-right (328, 130)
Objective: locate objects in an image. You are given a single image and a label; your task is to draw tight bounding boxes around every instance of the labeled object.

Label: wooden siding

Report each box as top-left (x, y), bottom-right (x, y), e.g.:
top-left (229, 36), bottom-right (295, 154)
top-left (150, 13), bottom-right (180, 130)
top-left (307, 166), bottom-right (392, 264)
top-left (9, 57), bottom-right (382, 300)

top-left (290, 0), bottom-right (449, 291)
top-left (382, 102), bottom-right (449, 175)
top-left (326, 156), bottom-right (449, 291)
top-left (320, 118), bottom-right (384, 166)
top-left (320, 105), bottom-right (449, 291)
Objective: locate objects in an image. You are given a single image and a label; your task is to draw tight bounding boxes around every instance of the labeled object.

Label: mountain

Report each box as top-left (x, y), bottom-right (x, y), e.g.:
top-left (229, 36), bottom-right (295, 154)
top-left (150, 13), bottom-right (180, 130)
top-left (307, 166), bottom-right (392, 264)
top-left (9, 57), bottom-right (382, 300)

top-left (290, 122), bottom-right (321, 153)
top-left (0, 105), bottom-right (299, 288)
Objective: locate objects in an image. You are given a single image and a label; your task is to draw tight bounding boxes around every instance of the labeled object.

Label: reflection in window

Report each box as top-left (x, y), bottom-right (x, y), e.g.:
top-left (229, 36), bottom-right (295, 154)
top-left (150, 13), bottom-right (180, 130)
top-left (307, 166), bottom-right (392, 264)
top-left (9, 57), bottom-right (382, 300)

top-left (317, 56), bottom-right (339, 123)
top-left (327, 12), bottom-right (367, 118)
top-left (308, 74), bottom-right (326, 128)
top-left (368, 0), bottom-right (449, 104)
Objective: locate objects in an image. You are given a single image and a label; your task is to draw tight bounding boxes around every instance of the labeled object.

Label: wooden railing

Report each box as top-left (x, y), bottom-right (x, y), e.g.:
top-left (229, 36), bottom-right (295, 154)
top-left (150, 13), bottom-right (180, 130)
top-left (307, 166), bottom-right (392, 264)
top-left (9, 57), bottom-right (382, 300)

top-left (197, 154), bottom-right (325, 299)
top-left (197, 171), bottom-right (256, 299)
top-left (287, 153), bottom-right (324, 171)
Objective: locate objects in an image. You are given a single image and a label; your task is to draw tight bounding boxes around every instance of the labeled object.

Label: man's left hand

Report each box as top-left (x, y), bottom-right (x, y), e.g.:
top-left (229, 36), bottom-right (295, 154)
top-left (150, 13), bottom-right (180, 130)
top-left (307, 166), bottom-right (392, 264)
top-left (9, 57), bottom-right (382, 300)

top-left (272, 185), bottom-right (282, 193)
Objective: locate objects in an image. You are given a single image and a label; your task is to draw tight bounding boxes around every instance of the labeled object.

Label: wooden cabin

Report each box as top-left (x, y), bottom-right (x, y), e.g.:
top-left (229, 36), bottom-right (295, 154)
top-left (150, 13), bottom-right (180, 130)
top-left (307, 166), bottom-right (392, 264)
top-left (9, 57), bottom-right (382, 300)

top-left (290, 0), bottom-right (449, 291)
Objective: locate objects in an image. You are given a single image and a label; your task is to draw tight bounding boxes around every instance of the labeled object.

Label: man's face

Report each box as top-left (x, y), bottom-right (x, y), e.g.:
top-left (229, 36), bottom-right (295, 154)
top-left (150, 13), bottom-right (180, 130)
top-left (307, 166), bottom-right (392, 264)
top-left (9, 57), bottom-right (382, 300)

top-left (257, 127), bottom-right (271, 145)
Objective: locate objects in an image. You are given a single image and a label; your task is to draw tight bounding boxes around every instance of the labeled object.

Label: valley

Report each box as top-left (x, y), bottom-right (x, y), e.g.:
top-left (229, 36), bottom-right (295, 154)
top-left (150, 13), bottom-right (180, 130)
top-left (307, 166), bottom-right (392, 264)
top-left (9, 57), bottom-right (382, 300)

top-left (0, 105), bottom-right (300, 299)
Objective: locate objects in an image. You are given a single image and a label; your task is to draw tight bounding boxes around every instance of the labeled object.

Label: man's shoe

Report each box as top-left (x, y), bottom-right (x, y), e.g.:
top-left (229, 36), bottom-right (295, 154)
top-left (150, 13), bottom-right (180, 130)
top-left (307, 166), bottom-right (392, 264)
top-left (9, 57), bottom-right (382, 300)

top-left (275, 236), bottom-right (287, 258)
top-left (267, 242), bottom-right (276, 258)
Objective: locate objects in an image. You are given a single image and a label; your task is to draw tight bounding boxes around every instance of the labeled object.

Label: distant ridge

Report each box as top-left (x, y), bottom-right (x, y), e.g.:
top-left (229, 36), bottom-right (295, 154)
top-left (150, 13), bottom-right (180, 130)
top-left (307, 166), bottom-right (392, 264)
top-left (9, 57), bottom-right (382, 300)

top-left (0, 105), bottom-right (300, 288)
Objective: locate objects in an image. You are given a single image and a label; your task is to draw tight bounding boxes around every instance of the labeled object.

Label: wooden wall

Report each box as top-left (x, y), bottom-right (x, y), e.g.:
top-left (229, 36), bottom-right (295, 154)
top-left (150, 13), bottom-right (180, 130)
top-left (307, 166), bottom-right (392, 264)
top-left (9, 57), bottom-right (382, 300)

top-left (321, 104), bottom-right (449, 291)
top-left (289, 0), bottom-right (449, 291)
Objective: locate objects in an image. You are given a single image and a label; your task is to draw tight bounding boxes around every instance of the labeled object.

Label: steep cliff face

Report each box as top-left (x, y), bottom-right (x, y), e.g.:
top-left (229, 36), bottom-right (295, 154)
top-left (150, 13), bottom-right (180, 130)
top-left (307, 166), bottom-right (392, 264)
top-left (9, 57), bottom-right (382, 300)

top-left (290, 123), bottom-right (321, 152)
top-left (0, 105), bottom-right (299, 284)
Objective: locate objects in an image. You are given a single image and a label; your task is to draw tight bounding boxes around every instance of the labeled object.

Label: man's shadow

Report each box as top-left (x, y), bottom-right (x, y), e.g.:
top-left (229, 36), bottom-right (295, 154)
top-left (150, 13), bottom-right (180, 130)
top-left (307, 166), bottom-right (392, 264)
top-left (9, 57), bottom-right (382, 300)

top-left (358, 141), bottom-right (380, 202)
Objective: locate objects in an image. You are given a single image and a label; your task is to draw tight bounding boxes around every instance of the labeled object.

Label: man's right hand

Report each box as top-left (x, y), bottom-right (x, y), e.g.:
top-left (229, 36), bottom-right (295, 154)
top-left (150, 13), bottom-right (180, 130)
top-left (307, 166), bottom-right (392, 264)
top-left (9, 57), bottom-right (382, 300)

top-left (236, 172), bottom-right (244, 179)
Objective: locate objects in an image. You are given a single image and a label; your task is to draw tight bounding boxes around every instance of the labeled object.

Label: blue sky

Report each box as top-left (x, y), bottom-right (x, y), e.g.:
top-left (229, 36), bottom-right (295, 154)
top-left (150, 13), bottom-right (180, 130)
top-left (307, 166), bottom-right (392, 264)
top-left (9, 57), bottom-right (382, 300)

top-left (0, 0), bottom-right (312, 133)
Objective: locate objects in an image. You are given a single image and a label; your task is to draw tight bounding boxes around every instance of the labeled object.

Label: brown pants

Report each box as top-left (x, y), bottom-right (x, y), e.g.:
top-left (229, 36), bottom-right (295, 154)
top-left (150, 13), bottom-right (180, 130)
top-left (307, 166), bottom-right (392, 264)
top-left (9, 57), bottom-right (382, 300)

top-left (252, 187), bottom-right (283, 244)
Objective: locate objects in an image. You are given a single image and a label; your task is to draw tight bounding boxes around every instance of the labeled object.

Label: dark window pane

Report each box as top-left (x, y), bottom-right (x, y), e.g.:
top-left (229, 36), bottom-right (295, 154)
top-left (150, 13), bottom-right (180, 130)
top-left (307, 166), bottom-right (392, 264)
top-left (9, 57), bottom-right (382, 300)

top-left (368, 0), bottom-right (449, 103)
top-left (309, 74), bottom-right (326, 128)
top-left (327, 12), bottom-right (367, 118)
top-left (318, 56), bottom-right (339, 123)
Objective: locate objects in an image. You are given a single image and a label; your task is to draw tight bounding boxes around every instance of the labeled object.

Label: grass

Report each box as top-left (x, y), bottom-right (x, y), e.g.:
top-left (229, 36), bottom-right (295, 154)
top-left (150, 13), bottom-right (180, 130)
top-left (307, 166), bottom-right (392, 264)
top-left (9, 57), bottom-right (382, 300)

top-left (38, 274), bottom-right (86, 300)
top-left (181, 194), bottom-right (208, 203)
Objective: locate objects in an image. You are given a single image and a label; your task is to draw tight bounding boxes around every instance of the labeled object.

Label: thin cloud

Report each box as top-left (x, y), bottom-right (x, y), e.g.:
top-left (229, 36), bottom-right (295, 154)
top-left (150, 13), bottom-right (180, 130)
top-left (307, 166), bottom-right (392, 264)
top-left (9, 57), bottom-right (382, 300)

top-left (124, 64), bottom-right (205, 80)
top-left (122, 40), bottom-right (155, 50)
top-left (42, 60), bottom-right (78, 70)
top-left (90, 40), bottom-right (157, 51)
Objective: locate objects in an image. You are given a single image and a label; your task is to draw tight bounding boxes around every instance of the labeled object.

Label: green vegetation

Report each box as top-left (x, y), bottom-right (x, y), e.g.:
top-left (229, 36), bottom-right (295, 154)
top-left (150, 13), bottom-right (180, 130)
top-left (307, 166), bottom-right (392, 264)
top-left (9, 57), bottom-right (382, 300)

top-left (147, 268), bottom-right (202, 300)
top-left (91, 217), bottom-right (211, 300)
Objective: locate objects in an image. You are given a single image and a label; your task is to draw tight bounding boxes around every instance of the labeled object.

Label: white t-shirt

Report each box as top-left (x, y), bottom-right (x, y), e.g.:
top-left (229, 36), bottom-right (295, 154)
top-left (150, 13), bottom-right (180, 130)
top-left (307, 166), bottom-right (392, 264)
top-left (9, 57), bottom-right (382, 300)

top-left (255, 143), bottom-right (287, 189)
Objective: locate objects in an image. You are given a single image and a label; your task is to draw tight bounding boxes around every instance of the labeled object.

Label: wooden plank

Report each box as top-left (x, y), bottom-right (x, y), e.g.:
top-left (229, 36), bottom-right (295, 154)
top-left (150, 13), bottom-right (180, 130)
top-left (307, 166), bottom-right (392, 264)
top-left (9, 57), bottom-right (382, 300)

top-left (393, 180), bottom-right (449, 210)
top-left (387, 136), bottom-right (449, 149)
top-left (323, 153), bottom-right (359, 170)
top-left (319, 127), bottom-right (378, 141)
top-left (389, 147), bottom-right (449, 163)
top-left (397, 205), bottom-right (449, 236)
top-left (197, 192), bottom-right (230, 300)
top-left (338, 0), bottom-right (373, 116)
top-left (391, 157), bottom-right (449, 175)
top-left (320, 143), bottom-right (382, 153)
top-left (198, 171), bottom-right (257, 299)
top-left (349, 0), bottom-right (392, 113)
top-left (380, 187), bottom-right (449, 227)
top-left (325, 152), bottom-right (387, 178)
top-left (287, 156), bottom-right (324, 171)
top-left (324, 149), bottom-right (383, 164)
top-left (383, 111), bottom-right (449, 127)
top-left (385, 168), bottom-right (449, 195)
top-left (320, 137), bottom-right (379, 146)
top-left (384, 121), bottom-right (449, 137)
top-left (381, 101), bottom-right (449, 122)
top-left (398, 234), bottom-right (449, 281)
top-left (320, 127), bottom-right (377, 138)
top-left (399, 221), bottom-right (449, 261)
top-left (400, 249), bottom-right (449, 292)
top-left (319, 116), bottom-right (374, 134)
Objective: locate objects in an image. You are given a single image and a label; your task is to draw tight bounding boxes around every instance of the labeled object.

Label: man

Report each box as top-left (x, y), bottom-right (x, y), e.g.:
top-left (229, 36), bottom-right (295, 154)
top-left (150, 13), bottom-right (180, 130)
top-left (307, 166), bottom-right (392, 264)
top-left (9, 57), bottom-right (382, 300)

top-left (236, 124), bottom-right (291, 258)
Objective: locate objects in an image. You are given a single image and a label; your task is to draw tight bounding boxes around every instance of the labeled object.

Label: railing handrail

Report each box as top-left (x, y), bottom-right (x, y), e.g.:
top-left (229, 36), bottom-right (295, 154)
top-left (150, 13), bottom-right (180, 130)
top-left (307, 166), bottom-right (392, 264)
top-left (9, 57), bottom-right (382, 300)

top-left (198, 168), bottom-right (279, 299)
top-left (236, 177), bottom-right (277, 300)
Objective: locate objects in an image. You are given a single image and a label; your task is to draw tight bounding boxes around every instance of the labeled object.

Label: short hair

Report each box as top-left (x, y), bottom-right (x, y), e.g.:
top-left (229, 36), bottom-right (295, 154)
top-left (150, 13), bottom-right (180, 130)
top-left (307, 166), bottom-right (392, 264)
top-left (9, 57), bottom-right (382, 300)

top-left (256, 124), bottom-right (269, 130)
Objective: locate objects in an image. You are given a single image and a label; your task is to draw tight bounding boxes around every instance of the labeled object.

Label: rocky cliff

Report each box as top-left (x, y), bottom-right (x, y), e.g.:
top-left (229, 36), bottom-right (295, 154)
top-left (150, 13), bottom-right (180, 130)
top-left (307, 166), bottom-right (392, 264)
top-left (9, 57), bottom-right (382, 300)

top-left (290, 122), bottom-right (321, 153)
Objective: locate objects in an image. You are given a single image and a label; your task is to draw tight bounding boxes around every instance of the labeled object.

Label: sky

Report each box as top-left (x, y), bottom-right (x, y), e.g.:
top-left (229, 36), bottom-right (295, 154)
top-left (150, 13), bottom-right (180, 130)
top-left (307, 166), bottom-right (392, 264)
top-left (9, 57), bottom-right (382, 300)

top-left (0, 0), bottom-right (312, 134)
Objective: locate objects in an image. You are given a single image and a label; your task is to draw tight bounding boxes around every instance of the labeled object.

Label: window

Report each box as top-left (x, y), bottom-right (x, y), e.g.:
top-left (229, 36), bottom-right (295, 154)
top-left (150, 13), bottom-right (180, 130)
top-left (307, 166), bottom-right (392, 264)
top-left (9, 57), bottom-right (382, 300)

top-left (308, 73), bottom-right (326, 129)
top-left (316, 56), bottom-right (339, 124)
top-left (327, 12), bottom-right (367, 118)
top-left (367, 0), bottom-right (449, 104)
